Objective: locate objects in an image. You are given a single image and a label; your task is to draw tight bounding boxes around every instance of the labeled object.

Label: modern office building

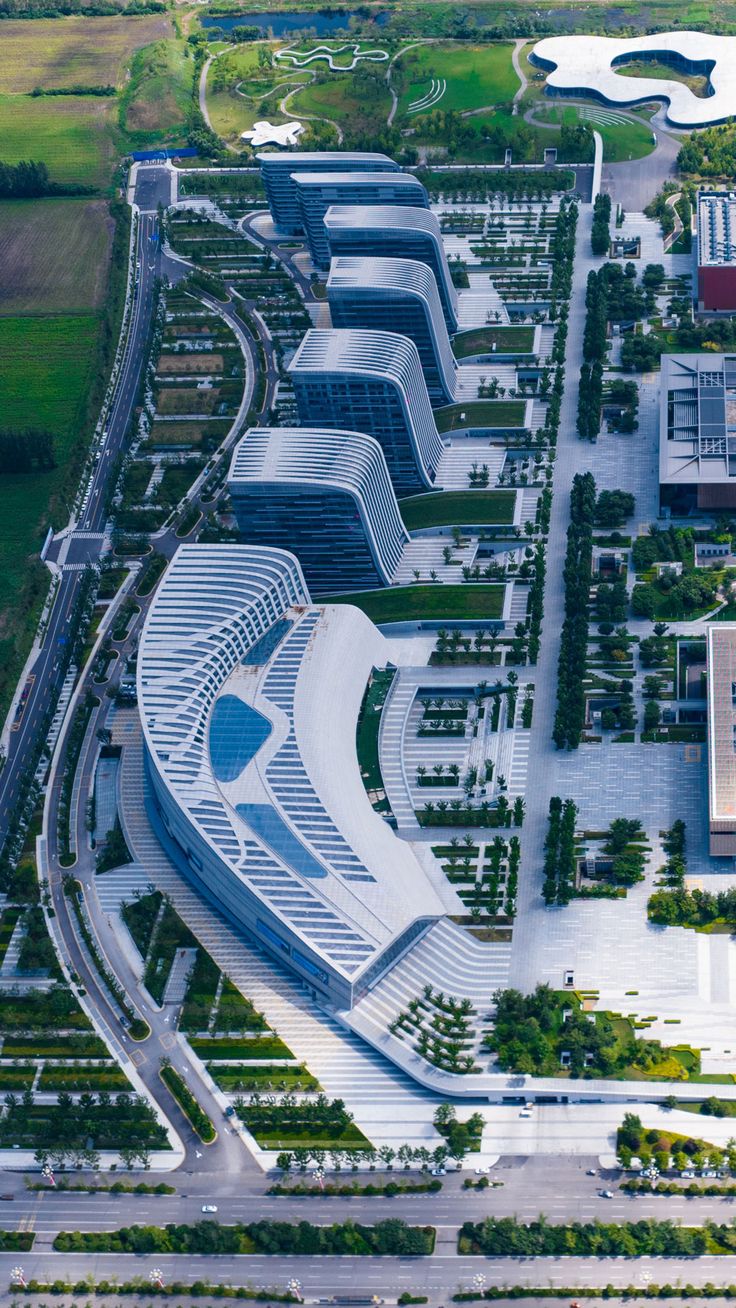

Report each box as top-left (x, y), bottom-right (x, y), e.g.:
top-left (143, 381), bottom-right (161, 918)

top-left (227, 426), bottom-right (409, 594)
top-left (660, 352), bottom-right (736, 511)
top-left (324, 205), bottom-right (459, 331)
top-left (327, 256), bottom-right (457, 405)
top-left (695, 191), bottom-right (736, 313)
top-left (293, 173), bottom-right (429, 268)
top-left (138, 544), bottom-right (445, 1008)
top-left (256, 150), bottom-right (400, 234)
top-left (707, 624), bottom-right (736, 855)
top-left (289, 329), bottom-right (445, 495)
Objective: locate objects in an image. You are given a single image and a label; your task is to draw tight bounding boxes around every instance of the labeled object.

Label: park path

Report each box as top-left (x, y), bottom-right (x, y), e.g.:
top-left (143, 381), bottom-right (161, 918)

top-left (512, 38), bottom-right (528, 105)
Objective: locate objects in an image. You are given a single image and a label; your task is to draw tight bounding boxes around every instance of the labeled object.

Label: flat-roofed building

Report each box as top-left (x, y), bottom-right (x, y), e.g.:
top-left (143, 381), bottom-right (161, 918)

top-left (660, 352), bottom-right (736, 512)
top-left (256, 150), bottom-right (400, 233)
top-left (293, 172), bottom-right (429, 268)
top-left (324, 204), bottom-right (459, 331)
top-left (696, 190), bottom-right (736, 313)
top-left (327, 256), bottom-right (457, 404)
top-left (289, 328), bottom-right (445, 495)
top-left (707, 624), bottom-right (736, 855)
top-left (138, 544), bottom-right (445, 1009)
top-left (227, 426), bottom-right (409, 594)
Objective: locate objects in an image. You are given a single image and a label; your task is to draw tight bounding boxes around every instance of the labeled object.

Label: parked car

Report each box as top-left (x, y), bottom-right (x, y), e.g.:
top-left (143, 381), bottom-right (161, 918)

top-left (519, 1109), bottom-right (532, 1118)
top-left (474, 1167), bottom-right (490, 1175)
top-left (431, 1167), bottom-right (446, 1176)
top-left (680, 1170), bottom-right (696, 1178)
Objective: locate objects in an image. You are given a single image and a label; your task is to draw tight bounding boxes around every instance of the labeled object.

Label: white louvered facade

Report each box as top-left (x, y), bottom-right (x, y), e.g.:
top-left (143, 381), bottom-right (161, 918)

top-left (324, 204), bottom-right (459, 331)
top-left (228, 427), bottom-right (409, 592)
top-left (292, 172), bottom-right (429, 267)
top-left (327, 256), bottom-right (457, 404)
top-left (289, 328), bottom-right (446, 495)
top-left (256, 150), bottom-right (400, 233)
top-left (138, 545), bottom-right (443, 1008)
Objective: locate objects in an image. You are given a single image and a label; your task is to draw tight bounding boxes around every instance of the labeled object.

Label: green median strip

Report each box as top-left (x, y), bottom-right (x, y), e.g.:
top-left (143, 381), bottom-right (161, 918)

top-left (160, 1061), bottom-right (216, 1144)
top-left (53, 1218), bottom-right (435, 1255)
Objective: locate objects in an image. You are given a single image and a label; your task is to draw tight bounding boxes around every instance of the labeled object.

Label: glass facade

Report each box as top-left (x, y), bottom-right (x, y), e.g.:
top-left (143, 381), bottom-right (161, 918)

top-left (209, 694), bottom-right (272, 782)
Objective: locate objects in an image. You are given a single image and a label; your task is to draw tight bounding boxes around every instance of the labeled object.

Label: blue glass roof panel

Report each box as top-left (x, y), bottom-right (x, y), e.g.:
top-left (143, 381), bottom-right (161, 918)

top-left (209, 695), bottom-right (272, 782)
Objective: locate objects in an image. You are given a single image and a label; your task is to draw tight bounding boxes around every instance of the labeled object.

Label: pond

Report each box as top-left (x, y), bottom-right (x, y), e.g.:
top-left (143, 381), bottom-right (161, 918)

top-left (203, 8), bottom-right (389, 35)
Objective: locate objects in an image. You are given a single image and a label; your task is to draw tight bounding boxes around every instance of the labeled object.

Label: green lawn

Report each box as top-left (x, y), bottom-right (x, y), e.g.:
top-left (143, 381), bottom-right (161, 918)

top-left (434, 401), bottom-right (526, 433)
top-left (395, 43), bottom-right (519, 118)
top-left (452, 326), bottom-right (536, 359)
top-left (120, 39), bottom-right (195, 146)
top-left (0, 94), bottom-right (115, 188)
top-left (289, 73), bottom-right (391, 139)
top-left (534, 103), bottom-right (655, 163)
top-left (399, 490), bottom-right (516, 530)
top-left (328, 584), bottom-right (505, 623)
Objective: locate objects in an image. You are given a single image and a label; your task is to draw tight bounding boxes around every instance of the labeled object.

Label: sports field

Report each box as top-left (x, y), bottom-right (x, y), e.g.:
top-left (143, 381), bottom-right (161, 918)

top-left (0, 15), bottom-right (170, 93)
top-left (395, 43), bottom-right (519, 118)
top-left (0, 94), bottom-right (115, 188)
top-left (0, 199), bottom-right (113, 315)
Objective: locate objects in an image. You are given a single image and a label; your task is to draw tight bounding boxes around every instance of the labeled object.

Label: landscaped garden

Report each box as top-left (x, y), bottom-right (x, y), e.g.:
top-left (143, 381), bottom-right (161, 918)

top-left (452, 325), bottom-right (536, 359)
top-left (434, 401), bottom-right (526, 433)
top-left (329, 585), bottom-right (505, 623)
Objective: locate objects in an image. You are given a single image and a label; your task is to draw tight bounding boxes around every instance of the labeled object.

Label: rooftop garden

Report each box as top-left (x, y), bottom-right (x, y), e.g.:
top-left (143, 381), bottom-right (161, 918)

top-left (328, 585), bottom-right (505, 623)
top-left (399, 489), bottom-right (516, 530)
top-left (452, 325), bottom-right (536, 359)
top-left (434, 400), bottom-right (526, 433)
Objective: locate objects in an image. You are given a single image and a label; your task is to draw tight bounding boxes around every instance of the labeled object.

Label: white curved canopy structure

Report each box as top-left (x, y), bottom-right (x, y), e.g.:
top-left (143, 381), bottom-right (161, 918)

top-left (532, 32), bottom-right (736, 127)
top-left (241, 120), bottom-right (304, 147)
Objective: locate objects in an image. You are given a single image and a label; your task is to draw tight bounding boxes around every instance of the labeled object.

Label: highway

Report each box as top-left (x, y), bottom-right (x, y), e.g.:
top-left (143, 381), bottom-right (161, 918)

top-left (0, 167), bottom-right (172, 849)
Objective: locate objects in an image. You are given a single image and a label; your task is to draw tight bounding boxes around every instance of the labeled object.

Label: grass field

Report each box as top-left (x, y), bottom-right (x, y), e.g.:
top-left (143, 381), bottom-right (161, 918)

top-left (289, 71), bottom-right (391, 138)
top-left (399, 490), bottom-right (517, 530)
top-left (434, 401), bottom-right (526, 432)
top-left (121, 39), bottom-right (195, 143)
top-left (395, 43), bottom-right (519, 118)
top-left (0, 199), bottom-right (113, 316)
top-left (615, 57), bottom-right (710, 98)
top-left (0, 15), bottom-right (171, 94)
top-left (534, 103), bottom-right (655, 163)
top-left (0, 94), bottom-right (115, 188)
top-left (452, 325), bottom-right (536, 358)
top-left (328, 584), bottom-right (505, 622)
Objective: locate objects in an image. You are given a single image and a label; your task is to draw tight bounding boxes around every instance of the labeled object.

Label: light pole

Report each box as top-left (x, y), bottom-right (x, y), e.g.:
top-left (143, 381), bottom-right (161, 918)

top-left (149, 1268), bottom-right (165, 1290)
top-left (41, 1163), bottom-right (56, 1188)
top-left (286, 1277), bottom-right (302, 1302)
top-left (472, 1272), bottom-right (486, 1295)
top-left (313, 1165), bottom-right (325, 1191)
top-left (10, 1267), bottom-right (26, 1288)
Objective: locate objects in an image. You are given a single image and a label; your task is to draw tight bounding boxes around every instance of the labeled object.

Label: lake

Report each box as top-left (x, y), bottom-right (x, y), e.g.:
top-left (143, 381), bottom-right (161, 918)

top-left (202, 9), bottom-right (389, 35)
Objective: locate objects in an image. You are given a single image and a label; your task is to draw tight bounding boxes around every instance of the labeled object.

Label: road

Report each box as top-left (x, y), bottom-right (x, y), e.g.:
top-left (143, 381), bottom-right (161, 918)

top-left (0, 168), bottom-right (172, 849)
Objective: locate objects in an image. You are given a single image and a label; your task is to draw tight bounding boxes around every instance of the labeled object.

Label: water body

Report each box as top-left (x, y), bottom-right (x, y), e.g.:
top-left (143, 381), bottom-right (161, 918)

top-left (202, 8), bottom-right (388, 35)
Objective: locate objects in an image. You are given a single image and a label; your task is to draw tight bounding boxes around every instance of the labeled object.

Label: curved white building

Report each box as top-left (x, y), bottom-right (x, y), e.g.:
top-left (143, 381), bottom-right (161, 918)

top-left (227, 426), bottom-right (409, 593)
top-left (324, 205), bottom-right (459, 332)
top-left (327, 256), bottom-right (457, 405)
top-left (531, 32), bottom-right (736, 128)
top-left (289, 328), bottom-right (445, 495)
top-left (292, 172), bottom-right (429, 268)
top-left (256, 150), bottom-right (400, 234)
top-left (138, 544), bottom-right (445, 1008)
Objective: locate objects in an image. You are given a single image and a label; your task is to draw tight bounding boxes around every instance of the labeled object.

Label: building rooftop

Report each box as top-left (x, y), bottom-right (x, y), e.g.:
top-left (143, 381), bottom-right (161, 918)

top-left (533, 32), bottom-right (736, 128)
top-left (707, 625), bottom-right (736, 824)
top-left (256, 151), bottom-right (398, 168)
top-left (138, 545), bottom-right (444, 988)
top-left (697, 190), bottom-right (736, 266)
top-left (660, 352), bottom-right (736, 488)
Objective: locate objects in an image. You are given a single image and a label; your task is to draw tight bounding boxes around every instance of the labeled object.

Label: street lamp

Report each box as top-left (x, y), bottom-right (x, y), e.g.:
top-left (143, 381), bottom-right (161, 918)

top-left (10, 1268), bottom-right (26, 1288)
top-left (472, 1272), bottom-right (486, 1294)
top-left (313, 1166), bottom-right (325, 1191)
top-left (41, 1163), bottom-right (56, 1188)
top-left (149, 1268), bottom-right (165, 1290)
top-left (286, 1277), bottom-right (302, 1302)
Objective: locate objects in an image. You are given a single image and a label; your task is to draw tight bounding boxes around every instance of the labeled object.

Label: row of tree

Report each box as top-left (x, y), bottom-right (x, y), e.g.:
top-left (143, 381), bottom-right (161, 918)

top-left (460, 1214), bottom-right (715, 1257)
top-left (591, 191), bottom-right (612, 257)
top-left (542, 796), bottom-right (578, 905)
top-left (553, 472), bottom-right (596, 749)
top-left (0, 427), bottom-right (54, 472)
top-left (55, 1217), bottom-right (434, 1256)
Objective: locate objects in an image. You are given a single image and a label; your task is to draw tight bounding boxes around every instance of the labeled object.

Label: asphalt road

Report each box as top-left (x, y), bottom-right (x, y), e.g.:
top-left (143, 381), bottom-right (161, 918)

top-left (0, 168), bottom-right (171, 848)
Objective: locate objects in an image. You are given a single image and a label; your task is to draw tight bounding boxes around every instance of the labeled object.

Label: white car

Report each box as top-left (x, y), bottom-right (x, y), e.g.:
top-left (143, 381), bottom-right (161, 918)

top-left (201, 1204), bottom-right (218, 1214)
top-left (430, 1167), bottom-right (446, 1176)
top-left (519, 1109), bottom-right (532, 1118)
top-left (474, 1167), bottom-right (490, 1175)
top-left (599, 1190), bottom-right (614, 1199)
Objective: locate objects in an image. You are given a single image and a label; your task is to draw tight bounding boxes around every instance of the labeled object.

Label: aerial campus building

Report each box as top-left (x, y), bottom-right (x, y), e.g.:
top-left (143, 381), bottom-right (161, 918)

top-left (324, 204), bottom-right (459, 332)
top-left (327, 256), bottom-right (457, 405)
top-left (707, 624), bottom-right (736, 855)
top-left (289, 328), bottom-right (446, 495)
top-left (137, 544), bottom-right (447, 1008)
top-left (531, 32), bottom-right (736, 129)
top-left (292, 172), bottom-right (430, 268)
top-left (227, 427), bottom-right (409, 594)
top-left (659, 352), bottom-right (736, 512)
top-left (255, 150), bottom-right (400, 234)
top-left (695, 191), bottom-right (736, 313)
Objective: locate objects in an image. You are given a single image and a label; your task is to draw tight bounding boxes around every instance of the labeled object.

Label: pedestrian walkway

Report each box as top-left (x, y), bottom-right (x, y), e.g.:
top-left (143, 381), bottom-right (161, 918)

top-left (393, 536), bottom-right (477, 584)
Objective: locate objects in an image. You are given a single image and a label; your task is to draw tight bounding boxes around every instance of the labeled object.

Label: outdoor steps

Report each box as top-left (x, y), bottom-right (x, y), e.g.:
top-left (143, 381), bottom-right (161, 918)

top-left (393, 536), bottom-right (477, 585)
top-left (453, 364), bottom-right (517, 401)
top-left (162, 947), bottom-right (197, 1004)
top-left (530, 399), bottom-right (547, 430)
top-left (508, 582), bottom-right (530, 622)
top-left (377, 674), bottom-right (420, 833)
top-left (519, 486), bottom-right (541, 522)
top-left (353, 918), bottom-right (511, 1025)
top-left (0, 917), bottom-right (26, 977)
top-left (507, 723), bottom-right (531, 800)
top-left (455, 282), bottom-right (510, 329)
top-left (94, 863), bottom-right (153, 913)
top-left (403, 695), bottom-right (471, 813)
top-left (433, 444), bottom-right (506, 491)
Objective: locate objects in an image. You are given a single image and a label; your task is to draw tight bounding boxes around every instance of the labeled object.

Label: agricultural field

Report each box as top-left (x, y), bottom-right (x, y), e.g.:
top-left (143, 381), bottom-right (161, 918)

top-left (120, 38), bottom-right (196, 145)
top-left (0, 15), bottom-right (171, 93)
top-left (0, 199), bottom-right (113, 315)
top-left (0, 93), bottom-right (116, 188)
top-left (394, 42), bottom-right (519, 118)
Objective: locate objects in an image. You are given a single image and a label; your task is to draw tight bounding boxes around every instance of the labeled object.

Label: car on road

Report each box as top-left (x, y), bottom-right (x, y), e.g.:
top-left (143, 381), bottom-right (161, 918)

top-left (519, 1109), bottom-right (532, 1118)
top-left (430, 1167), bottom-right (446, 1176)
top-left (586, 1168), bottom-right (597, 1176)
top-left (201, 1204), bottom-right (218, 1213)
top-left (680, 1170), bottom-right (696, 1178)
top-left (474, 1166), bottom-right (490, 1175)
top-left (598, 1189), bottom-right (614, 1199)
top-left (701, 1169), bottom-right (718, 1177)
